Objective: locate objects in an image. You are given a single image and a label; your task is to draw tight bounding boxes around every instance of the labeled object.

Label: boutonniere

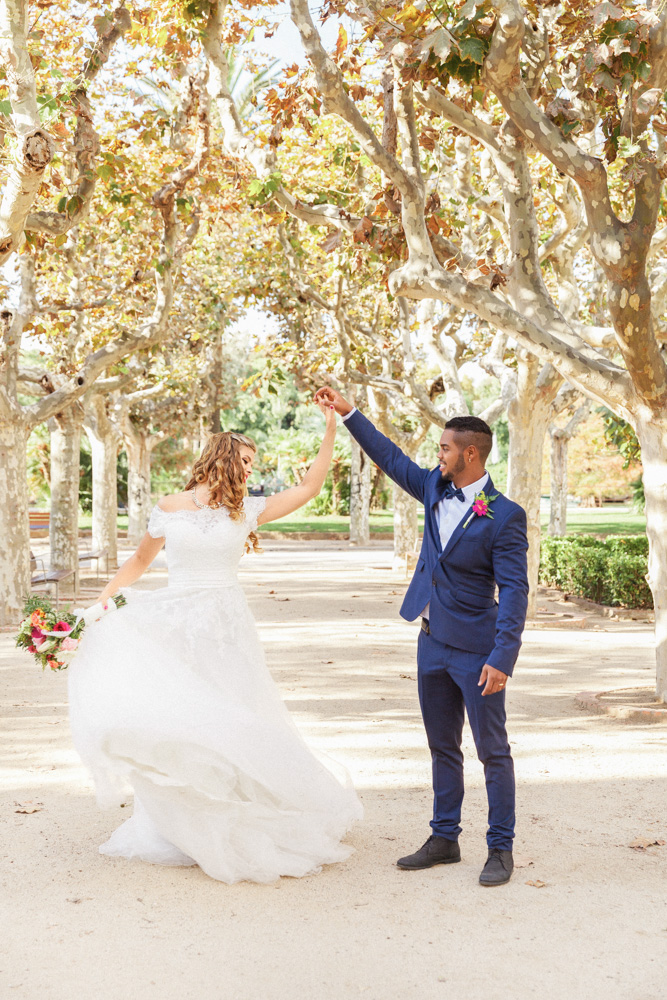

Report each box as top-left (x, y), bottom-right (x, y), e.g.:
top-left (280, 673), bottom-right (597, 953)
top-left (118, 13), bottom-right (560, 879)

top-left (462, 490), bottom-right (498, 529)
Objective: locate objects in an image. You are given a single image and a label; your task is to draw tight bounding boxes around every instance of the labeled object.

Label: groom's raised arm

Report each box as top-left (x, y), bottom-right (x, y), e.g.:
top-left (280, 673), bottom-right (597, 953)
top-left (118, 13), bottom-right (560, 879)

top-left (344, 409), bottom-right (429, 503)
top-left (314, 387), bottom-right (429, 502)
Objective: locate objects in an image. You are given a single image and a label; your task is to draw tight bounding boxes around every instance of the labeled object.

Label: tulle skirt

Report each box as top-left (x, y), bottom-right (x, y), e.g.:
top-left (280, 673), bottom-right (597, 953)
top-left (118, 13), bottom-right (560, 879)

top-left (68, 583), bottom-right (362, 883)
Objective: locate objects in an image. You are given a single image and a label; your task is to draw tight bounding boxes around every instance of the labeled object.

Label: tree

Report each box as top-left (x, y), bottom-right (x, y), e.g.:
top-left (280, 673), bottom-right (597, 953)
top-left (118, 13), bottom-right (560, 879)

top-left (200, 0), bottom-right (667, 698)
top-left (0, 70), bottom-right (210, 623)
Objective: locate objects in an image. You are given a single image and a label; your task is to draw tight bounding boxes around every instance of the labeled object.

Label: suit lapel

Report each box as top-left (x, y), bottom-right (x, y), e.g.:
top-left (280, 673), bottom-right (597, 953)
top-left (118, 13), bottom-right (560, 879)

top-left (428, 471), bottom-right (449, 552)
top-left (438, 474), bottom-right (496, 563)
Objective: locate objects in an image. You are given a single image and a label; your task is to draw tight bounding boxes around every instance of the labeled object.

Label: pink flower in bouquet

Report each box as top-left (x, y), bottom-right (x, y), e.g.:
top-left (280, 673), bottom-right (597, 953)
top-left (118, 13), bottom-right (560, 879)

top-left (28, 644), bottom-right (37, 653)
top-left (31, 626), bottom-right (45, 640)
top-left (53, 620), bottom-right (72, 633)
top-left (60, 637), bottom-right (79, 652)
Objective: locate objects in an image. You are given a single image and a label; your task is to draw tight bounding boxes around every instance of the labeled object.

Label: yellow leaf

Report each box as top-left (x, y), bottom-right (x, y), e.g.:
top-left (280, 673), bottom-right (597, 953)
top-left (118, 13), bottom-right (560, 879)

top-left (335, 24), bottom-right (348, 62)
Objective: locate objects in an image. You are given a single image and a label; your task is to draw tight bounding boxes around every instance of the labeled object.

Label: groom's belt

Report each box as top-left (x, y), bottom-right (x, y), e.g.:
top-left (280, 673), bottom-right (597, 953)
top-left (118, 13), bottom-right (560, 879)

top-left (420, 617), bottom-right (430, 635)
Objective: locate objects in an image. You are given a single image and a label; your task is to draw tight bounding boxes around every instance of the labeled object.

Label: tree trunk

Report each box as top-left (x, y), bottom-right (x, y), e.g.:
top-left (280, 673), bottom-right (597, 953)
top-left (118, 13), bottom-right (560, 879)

top-left (506, 357), bottom-right (561, 617)
top-left (349, 436), bottom-right (372, 546)
top-left (125, 432), bottom-right (153, 546)
top-left (0, 418), bottom-right (31, 625)
top-left (84, 394), bottom-right (119, 569)
top-left (48, 403), bottom-right (84, 593)
top-left (548, 431), bottom-right (568, 537)
top-left (637, 416), bottom-right (667, 702)
top-left (392, 481), bottom-right (418, 572)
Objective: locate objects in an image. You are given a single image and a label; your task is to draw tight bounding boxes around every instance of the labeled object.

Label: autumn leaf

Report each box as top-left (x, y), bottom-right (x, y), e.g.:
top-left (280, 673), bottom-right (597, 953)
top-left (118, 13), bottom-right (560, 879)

top-left (629, 837), bottom-right (665, 851)
top-left (335, 24), bottom-right (347, 62)
top-left (592, 2), bottom-right (624, 28)
top-left (459, 37), bottom-right (487, 65)
top-left (525, 879), bottom-right (547, 888)
top-left (319, 230), bottom-right (342, 253)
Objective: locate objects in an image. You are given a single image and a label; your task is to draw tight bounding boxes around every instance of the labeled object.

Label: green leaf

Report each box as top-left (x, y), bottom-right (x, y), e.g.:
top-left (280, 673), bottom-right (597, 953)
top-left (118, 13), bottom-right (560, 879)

top-left (66, 195), bottom-right (82, 217)
top-left (54, 234), bottom-right (67, 248)
top-left (0, 99), bottom-right (12, 115)
top-left (57, 195), bottom-right (67, 213)
top-left (459, 36), bottom-right (486, 64)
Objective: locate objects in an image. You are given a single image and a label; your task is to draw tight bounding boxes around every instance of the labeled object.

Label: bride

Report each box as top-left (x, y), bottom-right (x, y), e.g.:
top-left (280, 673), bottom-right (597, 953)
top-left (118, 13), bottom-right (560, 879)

top-left (68, 400), bottom-right (362, 883)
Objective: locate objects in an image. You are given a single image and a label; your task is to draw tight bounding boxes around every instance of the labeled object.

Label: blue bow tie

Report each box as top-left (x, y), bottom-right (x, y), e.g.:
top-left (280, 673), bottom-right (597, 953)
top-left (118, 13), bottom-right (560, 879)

top-left (443, 483), bottom-right (466, 502)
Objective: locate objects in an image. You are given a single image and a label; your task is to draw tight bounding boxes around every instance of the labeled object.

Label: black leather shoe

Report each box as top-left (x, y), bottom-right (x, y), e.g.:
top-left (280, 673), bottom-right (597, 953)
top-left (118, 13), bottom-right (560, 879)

top-left (397, 835), bottom-right (461, 870)
top-left (479, 848), bottom-right (513, 886)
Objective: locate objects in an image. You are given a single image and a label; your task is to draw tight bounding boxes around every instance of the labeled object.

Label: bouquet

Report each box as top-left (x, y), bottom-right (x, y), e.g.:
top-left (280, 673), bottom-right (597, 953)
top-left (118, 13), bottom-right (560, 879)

top-left (16, 593), bottom-right (127, 671)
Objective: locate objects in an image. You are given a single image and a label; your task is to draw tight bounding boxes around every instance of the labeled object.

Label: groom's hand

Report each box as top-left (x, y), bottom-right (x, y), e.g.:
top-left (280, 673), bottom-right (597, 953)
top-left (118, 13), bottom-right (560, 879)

top-left (479, 664), bottom-right (509, 696)
top-left (314, 386), bottom-right (353, 417)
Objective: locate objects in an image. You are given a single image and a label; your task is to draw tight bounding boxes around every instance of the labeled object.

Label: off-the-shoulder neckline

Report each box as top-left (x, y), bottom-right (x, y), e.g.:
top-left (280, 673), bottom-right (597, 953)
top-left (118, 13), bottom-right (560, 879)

top-left (155, 496), bottom-right (262, 515)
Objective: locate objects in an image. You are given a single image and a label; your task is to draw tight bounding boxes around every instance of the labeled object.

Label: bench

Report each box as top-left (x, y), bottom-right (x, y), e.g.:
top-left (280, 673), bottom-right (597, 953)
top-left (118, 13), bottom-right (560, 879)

top-left (29, 511), bottom-right (50, 533)
top-left (30, 552), bottom-right (77, 610)
top-left (78, 548), bottom-right (108, 583)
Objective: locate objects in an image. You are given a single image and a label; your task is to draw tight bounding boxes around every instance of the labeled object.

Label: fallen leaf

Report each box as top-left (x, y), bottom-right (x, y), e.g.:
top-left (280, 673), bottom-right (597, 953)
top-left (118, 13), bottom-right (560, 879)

top-left (15, 801), bottom-right (43, 814)
top-left (400, 673), bottom-right (414, 680)
top-left (525, 879), bottom-right (547, 888)
top-left (629, 837), bottom-right (665, 850)
top-left (320, 660), bottom-right (333, 664)
top-left (268, 590), bottom-right (275, 594)
top-left (275, 597), bottom-right (289, 602)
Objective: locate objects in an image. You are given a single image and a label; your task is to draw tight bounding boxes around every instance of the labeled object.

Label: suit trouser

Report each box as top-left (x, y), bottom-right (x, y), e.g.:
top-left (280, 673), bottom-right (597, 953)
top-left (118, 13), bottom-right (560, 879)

top-left (417, 623), bottom-right (515, 851)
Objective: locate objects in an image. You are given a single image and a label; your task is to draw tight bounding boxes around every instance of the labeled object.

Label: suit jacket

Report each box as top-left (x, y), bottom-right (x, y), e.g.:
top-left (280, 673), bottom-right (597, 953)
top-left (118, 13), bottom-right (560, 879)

top-left (345, 409), bottom-right (529, 676)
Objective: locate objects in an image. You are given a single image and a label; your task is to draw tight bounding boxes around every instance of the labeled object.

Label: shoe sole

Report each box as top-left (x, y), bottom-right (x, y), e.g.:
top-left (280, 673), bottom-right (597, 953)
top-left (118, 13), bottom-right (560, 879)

top-left (479, 876), bottom-right (512, 886)
top-left (396, 857), bottom-right (461, 870)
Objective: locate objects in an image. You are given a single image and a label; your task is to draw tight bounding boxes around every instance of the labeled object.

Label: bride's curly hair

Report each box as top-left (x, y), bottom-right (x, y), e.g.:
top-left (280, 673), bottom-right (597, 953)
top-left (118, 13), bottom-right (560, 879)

top-left (185, 431), bottom-right (261, 554)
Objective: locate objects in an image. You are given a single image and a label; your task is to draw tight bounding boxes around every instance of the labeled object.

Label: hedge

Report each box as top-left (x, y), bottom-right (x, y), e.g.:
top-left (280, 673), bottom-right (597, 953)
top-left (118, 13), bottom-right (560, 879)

top-left (539, 535), bottom-right (652, 609)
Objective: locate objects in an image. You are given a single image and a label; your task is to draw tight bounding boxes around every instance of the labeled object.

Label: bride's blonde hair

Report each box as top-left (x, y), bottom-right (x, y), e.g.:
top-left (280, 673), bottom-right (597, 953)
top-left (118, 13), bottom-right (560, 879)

top-left (185, 431), bottom-right (261, 553)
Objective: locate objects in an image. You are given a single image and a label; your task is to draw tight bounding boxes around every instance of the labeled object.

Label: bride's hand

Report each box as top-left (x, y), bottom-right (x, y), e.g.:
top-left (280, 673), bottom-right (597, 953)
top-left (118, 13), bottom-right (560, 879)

top-left (316, 398), bottom-right (337, 432)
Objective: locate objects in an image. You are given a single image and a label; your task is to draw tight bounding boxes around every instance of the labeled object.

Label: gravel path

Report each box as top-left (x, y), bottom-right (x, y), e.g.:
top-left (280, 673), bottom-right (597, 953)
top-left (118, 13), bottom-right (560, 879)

top-left (2, 541), bottom-right (666, 1000)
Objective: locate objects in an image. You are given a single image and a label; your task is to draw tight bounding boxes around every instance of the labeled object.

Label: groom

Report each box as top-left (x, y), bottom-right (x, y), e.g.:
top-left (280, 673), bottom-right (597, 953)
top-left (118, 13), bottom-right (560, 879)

top-left (315, 387), bottom-right (529, 887)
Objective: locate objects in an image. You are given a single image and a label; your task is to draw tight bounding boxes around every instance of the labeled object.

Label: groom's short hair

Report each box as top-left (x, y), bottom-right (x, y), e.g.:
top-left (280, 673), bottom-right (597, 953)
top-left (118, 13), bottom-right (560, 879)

top-left (445, 415), bottom-right (493, 463)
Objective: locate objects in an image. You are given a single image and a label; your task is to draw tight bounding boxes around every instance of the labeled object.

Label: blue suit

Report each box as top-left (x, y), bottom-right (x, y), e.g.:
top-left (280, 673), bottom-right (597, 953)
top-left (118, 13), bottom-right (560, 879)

top-left (344, 410), bottom-right (529, 849)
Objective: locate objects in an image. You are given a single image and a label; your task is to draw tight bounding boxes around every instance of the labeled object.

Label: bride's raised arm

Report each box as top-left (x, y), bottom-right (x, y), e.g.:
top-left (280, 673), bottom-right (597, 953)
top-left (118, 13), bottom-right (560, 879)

top-left (257, 402), bottom-right (337, 526)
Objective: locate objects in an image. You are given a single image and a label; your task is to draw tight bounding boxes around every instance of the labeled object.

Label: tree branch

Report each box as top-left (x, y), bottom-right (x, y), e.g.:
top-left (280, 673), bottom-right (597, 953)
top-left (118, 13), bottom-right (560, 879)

top-left (0, 0), bottom-right (54, 260)
top-left (25, 6), bottom-right (132, 237)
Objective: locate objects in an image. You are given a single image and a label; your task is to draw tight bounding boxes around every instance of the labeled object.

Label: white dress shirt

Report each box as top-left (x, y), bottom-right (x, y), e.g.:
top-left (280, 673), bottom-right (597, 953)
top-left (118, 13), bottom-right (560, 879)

top-left (421, 471), bottom-right (489, 619)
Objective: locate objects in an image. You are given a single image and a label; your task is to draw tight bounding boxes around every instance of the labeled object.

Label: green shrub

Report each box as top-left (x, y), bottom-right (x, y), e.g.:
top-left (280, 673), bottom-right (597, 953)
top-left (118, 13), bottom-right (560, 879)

top-left (605, 552), bottom-right (652, 608)
top-left (539, 535), bottom-right (651, 608)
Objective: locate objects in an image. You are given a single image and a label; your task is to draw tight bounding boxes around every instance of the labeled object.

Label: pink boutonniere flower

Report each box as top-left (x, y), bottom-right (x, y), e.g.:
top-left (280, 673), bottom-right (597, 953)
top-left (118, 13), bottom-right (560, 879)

top-left (463, 490), bottom-right (499, 529)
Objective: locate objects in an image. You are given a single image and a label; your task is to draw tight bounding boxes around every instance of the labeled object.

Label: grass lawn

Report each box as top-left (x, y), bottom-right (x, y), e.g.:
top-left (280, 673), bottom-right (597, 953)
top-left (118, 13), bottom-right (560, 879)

top-left (541, 506), bottom-right (646, 536)
top-left (79, 505), bottom-right (646, 538)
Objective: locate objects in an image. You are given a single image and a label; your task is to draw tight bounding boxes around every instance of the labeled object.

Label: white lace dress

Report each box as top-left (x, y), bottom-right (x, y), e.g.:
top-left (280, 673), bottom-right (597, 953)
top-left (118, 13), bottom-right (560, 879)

top-left (68, 497), bottom-right (362, 883)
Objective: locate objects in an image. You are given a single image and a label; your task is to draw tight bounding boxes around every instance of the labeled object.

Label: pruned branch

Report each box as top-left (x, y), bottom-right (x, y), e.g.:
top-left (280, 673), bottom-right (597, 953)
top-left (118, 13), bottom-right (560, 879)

top-left (0, 0), bottom-right (54, 261)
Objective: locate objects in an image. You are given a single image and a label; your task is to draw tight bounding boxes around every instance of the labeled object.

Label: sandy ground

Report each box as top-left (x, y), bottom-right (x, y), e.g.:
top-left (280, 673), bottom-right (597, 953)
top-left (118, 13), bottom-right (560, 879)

top-left (2, 540), bottom-right (666, 1000)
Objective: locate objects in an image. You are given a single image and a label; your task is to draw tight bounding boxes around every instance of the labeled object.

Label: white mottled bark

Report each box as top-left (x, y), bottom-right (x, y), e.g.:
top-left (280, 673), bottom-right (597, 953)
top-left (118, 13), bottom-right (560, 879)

top-left (84, 393), bottom-right (120, 568)
top-left (349, 436), bottom-right (372, 546)
top-left (548, 402), bottom-right (590, 537)
top-left (548, 433), bottom-right (568, 538)
top-left (392, 482), bottom-right (418, 573)
top-left (637, 416), bottom-right (667, 701)
top-left (0, 0), bottom-right (54, 261)
top-left (48, 403), bottom-right (84, 592)
top-left (506, 357), bottom-right (561, 617)
top-left (0, 418), bottom-right (29, 624)
top-left (124, 431), bottom-right (152, 547)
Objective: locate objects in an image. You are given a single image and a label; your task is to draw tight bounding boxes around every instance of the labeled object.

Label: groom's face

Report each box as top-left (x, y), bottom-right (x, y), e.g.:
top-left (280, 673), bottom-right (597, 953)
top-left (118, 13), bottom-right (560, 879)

top-left (437, 430), bottom-right (466, 481)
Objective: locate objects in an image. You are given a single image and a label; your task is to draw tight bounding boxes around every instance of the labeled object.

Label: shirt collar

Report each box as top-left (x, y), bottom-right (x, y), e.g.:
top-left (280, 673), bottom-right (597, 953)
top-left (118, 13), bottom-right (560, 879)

top-left (459, 472), bottom-right (489, 503)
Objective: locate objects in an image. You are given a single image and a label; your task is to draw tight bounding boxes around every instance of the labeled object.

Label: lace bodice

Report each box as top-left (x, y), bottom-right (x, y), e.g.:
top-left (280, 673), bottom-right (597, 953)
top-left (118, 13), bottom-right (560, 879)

top-left (147, 496), bottom-right (266, 589)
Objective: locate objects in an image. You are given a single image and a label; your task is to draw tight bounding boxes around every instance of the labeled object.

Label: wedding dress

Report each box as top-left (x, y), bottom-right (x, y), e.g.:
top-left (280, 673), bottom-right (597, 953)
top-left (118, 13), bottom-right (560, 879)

top-left (68, 497), bottom-right (362, 883)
